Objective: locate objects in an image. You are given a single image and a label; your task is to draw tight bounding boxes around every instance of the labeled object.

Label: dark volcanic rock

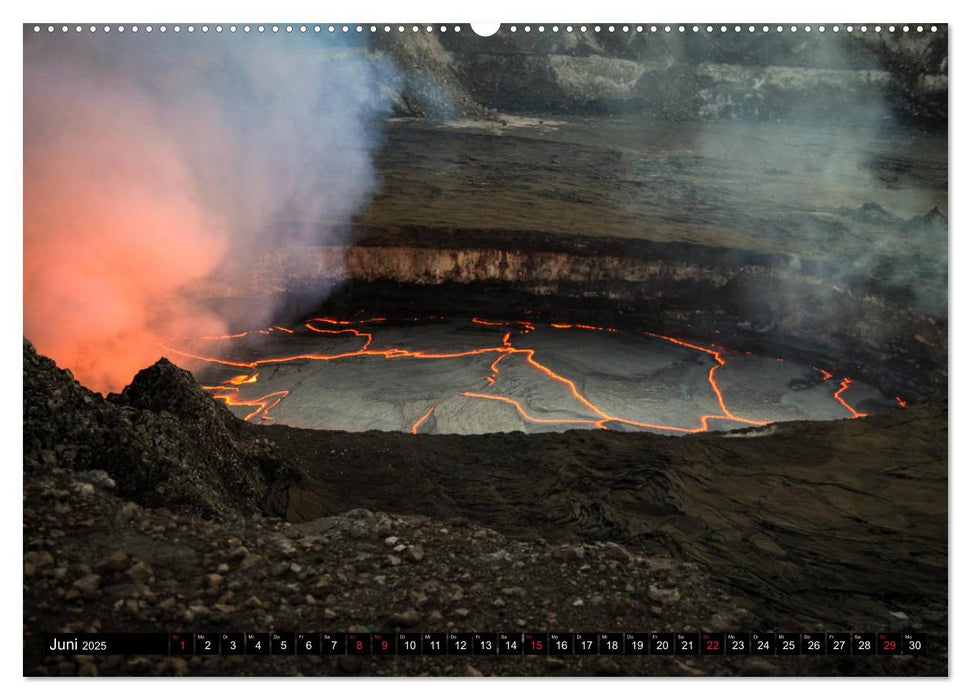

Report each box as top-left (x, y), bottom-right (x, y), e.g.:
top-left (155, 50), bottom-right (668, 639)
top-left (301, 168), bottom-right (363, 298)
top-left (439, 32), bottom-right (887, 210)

top-left (111, 358), bottom-right (236, 426)
top-left (277, 400), bottom-right (947, 638)
top-left (23, 340), bottom-right (297, 519)
top-left (23, 344), bottom-right (947, 676)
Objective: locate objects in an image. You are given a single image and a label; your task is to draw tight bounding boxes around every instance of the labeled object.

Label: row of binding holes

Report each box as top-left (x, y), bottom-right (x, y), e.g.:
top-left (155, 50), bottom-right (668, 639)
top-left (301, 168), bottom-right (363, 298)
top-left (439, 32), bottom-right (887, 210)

top-left (29, 25), bottom-right (945, 34)
top-left (31, 24), bottom-right (463, 33)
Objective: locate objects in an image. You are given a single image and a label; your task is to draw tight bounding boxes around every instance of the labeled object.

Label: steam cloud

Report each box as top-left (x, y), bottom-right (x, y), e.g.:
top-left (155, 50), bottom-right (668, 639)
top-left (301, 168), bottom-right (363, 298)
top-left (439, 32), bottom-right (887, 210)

top-left (24, 30), bottom-right (396, 392)
top-left (686, 34), bottom-right (948, 320)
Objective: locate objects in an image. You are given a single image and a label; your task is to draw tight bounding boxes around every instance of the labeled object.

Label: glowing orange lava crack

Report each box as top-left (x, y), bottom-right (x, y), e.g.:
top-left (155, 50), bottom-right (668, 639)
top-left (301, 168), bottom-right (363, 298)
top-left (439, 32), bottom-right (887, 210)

top-left (834, 377), bottom-right (869, 418)
top-left (175, 315), bottom-right (871, 429)
top-left (644, 332), bottom-right (769, 430)
top-left (204, 386), bottom-right (290, 422)
top-left (411, 406), bottom-right (435, 434)
top-left (460, 391), bottom-right (601, 426)
top-left (814, 366), bottom-right (869, 418)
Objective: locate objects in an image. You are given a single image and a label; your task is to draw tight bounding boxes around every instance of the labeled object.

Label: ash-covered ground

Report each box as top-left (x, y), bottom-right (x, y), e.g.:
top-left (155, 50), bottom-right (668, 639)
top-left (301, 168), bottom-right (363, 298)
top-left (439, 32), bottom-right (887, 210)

top-left (23, 340), bottom-right (947, 676)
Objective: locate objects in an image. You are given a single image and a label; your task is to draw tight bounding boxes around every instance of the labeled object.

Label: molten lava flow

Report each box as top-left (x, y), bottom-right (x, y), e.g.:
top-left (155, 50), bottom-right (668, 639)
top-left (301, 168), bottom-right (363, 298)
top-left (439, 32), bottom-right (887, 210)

top-left (172, 314), bottom-right (873, 430)
top-left (812, 366), bottom-right (871, 418)
top-left (411, 407), bottom-right (435, 435)
top-left (813, 366), bottom-right (834, 381)
top-left (227, 373), bottom-right (259, 385)
top-left (202, 325), bottom-right (297, 341)
top-left (644, 333), bottom-right (769, 430)
top-left (834, 378), bottom-right (869, 418)
top-left (305, 320), bottom-right (375, 350)
top-left (312, 316), bottom-right (387, 326)
top-left (203, 331), bottom-right (250, 341)
top-left (473, 317), bottom-right (535, 333)
top-left (550, 323), bottom-right (617, 333)
top-left (460, 391), bottom-right (602, 426)
top-left (895, 396), bottom-right (908, 407)
top-left (212, 389), bottom-right (290, 422)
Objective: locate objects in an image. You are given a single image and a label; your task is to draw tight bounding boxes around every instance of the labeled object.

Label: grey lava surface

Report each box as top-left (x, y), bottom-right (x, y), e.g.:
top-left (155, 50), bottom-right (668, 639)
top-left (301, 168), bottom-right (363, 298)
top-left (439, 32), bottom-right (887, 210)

top-left (182, 318), bottom-right (891, 435)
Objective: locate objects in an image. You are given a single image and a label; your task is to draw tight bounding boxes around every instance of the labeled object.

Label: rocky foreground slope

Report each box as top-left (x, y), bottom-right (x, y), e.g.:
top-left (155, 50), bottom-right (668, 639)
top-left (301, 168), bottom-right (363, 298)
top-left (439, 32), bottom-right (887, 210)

top-left (23, 341), bottom-right (946, 676)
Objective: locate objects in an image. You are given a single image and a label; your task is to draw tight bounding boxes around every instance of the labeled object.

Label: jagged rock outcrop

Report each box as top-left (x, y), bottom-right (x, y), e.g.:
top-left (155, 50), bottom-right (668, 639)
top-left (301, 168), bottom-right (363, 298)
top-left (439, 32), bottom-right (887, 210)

top-left (23, 340), bottom-right (297, 519)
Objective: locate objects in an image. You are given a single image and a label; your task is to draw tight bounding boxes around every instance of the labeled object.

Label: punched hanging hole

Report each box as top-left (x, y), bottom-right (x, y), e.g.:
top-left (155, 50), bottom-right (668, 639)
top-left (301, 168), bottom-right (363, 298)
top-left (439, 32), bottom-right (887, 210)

top-left (471, 23), bottom-right (500, 37)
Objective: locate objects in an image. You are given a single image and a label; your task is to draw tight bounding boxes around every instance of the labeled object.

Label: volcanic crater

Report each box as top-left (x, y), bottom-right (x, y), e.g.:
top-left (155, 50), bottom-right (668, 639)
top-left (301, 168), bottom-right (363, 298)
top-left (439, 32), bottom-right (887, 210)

top-left (175, 224), bottom-right (944, 437)
top-left (23, 29), bottom-right (950, 677)
top-left (173, 111), bottom-right (946, 439)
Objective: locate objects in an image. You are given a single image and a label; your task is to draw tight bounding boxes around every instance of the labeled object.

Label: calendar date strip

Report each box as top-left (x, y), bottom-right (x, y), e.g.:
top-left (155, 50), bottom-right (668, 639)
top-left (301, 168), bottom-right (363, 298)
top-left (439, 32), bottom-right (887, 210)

top-left (43, 631), bottom-right (926, 657)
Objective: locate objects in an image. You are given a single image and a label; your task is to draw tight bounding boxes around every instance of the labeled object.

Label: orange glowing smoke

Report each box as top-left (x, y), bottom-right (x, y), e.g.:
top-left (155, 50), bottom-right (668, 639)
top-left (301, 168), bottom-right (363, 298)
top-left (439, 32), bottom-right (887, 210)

top-left (24, 62), bottom-right (228, 393)
top-left (24, 33), bottom-right (397, 394)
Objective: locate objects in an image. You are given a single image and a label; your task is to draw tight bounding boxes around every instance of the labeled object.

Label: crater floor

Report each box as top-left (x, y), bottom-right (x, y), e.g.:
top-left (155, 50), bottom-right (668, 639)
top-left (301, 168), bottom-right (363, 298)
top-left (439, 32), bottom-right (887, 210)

top-left (169, 316), bottom-right (894, 435)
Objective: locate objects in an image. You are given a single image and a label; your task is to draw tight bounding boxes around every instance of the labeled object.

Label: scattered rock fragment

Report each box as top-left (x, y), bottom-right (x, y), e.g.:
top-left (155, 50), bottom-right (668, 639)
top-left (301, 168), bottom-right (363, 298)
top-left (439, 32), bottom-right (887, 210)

top-left (388, 609), bottom-right (422, 627)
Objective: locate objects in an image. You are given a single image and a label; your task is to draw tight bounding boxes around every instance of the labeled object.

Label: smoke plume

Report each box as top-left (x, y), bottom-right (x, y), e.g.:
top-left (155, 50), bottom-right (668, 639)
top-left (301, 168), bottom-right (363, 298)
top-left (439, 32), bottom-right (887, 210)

top-left (24, 29), bottom-right (396, 392)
